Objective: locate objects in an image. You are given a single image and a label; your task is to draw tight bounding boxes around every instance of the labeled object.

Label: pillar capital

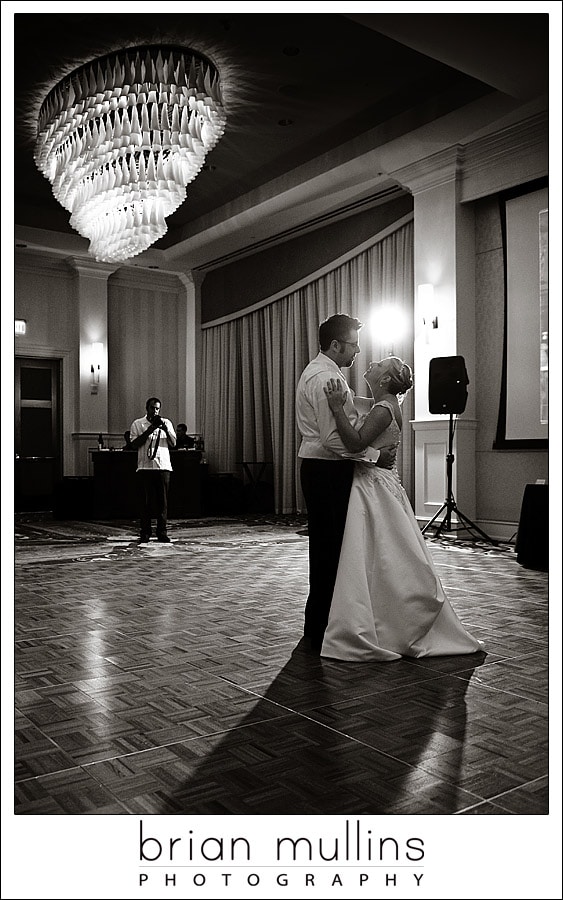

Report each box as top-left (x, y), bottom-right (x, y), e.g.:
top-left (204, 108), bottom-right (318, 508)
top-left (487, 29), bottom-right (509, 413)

top-left (66, 257), bottom-right (118, 281)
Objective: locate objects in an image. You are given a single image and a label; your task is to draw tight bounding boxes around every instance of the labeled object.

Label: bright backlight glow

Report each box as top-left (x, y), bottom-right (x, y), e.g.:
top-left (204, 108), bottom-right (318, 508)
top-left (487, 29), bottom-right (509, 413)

top-left (370, 306), bottom-right (408, 346)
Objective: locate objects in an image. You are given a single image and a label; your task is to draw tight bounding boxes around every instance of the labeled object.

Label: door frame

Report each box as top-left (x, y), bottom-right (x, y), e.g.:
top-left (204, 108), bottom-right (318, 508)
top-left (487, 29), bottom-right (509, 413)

top-left (14, 344), bottom-right (76, 477)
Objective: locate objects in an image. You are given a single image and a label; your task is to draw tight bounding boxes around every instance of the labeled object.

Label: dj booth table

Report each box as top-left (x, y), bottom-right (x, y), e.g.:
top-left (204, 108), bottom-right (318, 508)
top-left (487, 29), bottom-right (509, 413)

top-left (92, 450), bottom-right (204, 519)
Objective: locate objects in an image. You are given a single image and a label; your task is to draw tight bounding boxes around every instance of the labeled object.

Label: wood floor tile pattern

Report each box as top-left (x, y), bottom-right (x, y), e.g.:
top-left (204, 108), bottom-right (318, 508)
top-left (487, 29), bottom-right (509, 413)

top-left (13, 515), bottom-right (549, 814)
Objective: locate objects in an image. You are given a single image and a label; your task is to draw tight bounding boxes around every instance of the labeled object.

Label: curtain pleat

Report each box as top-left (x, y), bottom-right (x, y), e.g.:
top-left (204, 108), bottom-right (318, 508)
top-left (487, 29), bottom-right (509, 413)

top-left (202, 221), bottom-right (414, 513)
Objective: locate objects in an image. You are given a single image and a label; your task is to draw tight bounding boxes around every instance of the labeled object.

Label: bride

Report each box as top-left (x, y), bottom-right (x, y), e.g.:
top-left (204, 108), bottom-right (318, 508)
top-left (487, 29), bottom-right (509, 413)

top-left (321, 356), bottom-right (484, 661)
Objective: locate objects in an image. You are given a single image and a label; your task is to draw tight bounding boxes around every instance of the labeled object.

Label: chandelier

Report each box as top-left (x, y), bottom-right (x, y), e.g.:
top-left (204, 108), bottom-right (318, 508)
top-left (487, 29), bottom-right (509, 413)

top-left (34, 46), bottom-right (226, 263)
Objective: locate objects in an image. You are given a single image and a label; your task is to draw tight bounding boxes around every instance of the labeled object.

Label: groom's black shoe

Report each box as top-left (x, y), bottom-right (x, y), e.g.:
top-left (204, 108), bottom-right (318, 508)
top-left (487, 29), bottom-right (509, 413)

top-left (297, 636), bottom-right (321, 656)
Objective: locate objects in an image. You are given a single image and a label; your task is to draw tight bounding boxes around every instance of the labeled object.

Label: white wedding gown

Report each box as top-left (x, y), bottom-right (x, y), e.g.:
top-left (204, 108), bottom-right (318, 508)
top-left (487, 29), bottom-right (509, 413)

top-left (321, 400), bottom-right (484, 661)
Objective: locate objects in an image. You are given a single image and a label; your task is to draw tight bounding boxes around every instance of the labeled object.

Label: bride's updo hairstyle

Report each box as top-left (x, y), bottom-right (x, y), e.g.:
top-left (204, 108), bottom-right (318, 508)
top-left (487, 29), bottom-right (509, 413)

top-left (383, 357), bottom-right (414, 397)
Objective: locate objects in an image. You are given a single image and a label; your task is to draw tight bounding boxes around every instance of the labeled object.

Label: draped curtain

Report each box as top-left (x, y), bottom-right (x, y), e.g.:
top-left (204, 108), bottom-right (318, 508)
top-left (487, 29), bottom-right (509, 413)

top-left (201, 219), bottom-right (414, 513)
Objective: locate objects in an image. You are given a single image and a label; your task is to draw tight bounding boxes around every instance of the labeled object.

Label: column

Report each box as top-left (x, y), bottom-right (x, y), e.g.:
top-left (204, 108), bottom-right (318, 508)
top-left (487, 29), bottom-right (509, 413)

top-left (390, 148), bottom-right (478, 526)
top-left (175, 271), bottom-right (201, 434)
top-left (67, 257), bottom-right (117, 472)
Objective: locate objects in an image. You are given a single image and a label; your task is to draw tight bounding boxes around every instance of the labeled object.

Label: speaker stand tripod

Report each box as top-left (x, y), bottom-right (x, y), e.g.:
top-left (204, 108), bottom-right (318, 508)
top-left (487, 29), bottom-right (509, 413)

top-left (421, 414), bottom-right (497, 544)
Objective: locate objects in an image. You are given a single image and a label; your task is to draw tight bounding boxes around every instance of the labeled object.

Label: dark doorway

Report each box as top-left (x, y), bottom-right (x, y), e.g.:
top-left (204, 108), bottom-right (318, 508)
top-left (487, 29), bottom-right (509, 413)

top-left (15, 357), bottom-right (62, 512)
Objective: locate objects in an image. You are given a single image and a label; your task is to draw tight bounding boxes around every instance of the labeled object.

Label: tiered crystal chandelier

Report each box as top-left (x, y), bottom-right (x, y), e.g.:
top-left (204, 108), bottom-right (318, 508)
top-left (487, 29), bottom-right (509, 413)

top-left (34, 46), bottom-right (226, 263)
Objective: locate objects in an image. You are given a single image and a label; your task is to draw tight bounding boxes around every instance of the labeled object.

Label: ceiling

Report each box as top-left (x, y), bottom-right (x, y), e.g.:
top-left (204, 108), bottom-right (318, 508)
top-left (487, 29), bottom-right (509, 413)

top-left (11, 10), bottom-right (549, 270)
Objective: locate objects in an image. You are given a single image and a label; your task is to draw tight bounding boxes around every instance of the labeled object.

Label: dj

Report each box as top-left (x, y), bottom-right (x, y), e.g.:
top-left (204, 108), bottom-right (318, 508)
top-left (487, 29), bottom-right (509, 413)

top-left (129, 397), bottom-right (176, 543)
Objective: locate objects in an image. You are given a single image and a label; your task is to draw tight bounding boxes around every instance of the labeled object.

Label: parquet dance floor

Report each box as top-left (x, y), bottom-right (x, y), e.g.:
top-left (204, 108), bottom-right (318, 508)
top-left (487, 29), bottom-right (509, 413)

top-left (13, 514), bottom-right (549, 815)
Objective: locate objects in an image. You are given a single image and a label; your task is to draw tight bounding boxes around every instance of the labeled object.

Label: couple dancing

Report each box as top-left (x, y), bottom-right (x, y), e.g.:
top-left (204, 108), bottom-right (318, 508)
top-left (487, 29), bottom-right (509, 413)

top-left (296, 313), bottom-right (484, 661)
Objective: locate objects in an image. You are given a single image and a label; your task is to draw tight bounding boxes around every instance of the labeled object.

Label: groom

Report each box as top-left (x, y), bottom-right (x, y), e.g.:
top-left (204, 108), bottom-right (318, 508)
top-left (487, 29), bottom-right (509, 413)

top-left (296, 313), bottom-right (395, 652)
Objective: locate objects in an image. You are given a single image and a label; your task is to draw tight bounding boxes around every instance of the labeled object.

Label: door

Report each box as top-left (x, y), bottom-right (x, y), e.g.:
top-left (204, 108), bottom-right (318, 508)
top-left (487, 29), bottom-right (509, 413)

top-left (15, 357), bottom-right (61, 512)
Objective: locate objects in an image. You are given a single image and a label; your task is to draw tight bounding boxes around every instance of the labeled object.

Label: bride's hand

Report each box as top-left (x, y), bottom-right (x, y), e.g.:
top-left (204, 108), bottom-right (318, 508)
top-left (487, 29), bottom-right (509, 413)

top-left (324, 378), bottom-right (347, 410)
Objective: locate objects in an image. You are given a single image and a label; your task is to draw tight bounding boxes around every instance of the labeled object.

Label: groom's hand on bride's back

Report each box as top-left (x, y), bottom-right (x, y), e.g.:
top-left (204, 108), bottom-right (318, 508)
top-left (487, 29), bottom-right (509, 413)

top-left (376, 445), bottom-right (397, 469)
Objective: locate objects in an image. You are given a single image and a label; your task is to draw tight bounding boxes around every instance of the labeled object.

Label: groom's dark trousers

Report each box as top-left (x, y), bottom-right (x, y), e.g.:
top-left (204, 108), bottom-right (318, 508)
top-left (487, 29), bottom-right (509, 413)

top-left (300, 458), bottom-right (355, 648)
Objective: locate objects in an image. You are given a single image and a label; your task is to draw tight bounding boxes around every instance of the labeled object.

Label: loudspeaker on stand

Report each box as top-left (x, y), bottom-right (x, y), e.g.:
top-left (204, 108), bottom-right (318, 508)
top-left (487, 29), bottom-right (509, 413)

top-left (428, 356), bottom-right (469, 415)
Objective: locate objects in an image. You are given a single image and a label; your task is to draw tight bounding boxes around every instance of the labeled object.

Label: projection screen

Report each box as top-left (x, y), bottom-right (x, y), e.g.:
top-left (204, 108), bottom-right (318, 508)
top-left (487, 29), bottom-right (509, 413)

top-left (495, 181), bottom-right (548, 448)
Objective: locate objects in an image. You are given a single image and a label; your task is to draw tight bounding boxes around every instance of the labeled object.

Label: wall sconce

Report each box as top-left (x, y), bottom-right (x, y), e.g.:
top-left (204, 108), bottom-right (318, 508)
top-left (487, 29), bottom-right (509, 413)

top-left (418, 283), bottom-right (438, 329)
top-left (15, 319), bottom-right (27, 335)
top-left (90, 342), bottom-right (104, 394)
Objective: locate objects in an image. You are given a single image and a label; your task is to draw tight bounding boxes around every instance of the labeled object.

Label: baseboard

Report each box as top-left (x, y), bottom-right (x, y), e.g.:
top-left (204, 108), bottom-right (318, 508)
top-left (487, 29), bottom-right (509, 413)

top-left (416, 516), bottom-right (518, 544)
